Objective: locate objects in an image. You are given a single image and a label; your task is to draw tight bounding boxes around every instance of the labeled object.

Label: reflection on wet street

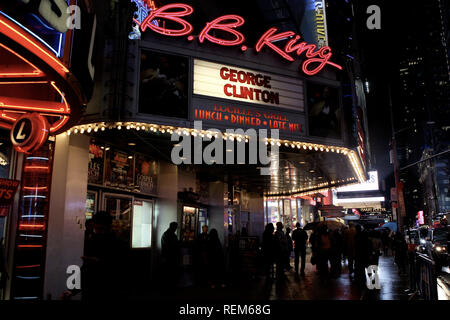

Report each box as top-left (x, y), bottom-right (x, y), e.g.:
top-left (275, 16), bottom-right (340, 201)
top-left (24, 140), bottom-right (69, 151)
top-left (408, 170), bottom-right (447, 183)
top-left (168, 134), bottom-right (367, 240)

top-left (146, 250), bottom-right (410, 300)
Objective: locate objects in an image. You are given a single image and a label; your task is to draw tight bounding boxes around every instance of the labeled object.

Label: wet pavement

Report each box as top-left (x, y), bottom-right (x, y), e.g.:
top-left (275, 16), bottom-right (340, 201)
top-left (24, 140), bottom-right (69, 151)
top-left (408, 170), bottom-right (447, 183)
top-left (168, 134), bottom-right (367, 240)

top-left (142, 249), bottom-right (411, 301)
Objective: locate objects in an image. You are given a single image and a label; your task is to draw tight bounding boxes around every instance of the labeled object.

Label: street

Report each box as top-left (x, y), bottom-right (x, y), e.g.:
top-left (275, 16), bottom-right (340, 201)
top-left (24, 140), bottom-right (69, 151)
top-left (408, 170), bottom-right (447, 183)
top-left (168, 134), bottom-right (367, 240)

top-left (143, 250), bottom-right (410, 301)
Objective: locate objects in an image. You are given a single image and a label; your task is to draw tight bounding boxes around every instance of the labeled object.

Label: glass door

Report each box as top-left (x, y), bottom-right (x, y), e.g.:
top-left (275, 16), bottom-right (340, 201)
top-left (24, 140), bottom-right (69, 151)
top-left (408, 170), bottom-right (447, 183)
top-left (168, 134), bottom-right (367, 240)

top-left (103, 193), bottom-right (132, 244)
top-left (131, 199), bottom-right (154, 249)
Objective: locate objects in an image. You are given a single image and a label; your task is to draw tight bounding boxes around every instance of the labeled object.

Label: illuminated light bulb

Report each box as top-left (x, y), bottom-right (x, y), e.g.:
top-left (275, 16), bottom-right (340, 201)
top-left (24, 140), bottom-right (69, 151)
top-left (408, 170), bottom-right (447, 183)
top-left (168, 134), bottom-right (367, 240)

top-left (80, 128), bottom-right (85, 134)
top-left (291, 144), bottom-right (295, 148)
top-left (314, 146), bottom-right (318, 151)
top-left (67, 131), bottom-right (71, 136)
top-left (303, 145), bottom-right (307, 150)
top-left (94, 127), bottom-right (98, 132)
top-left (117, 126), bottom-right (121, 130)
top-left (270, 141), bottom-right (275, 146)
top-left (126, 125), bottom-right (131, 130)
top-left (73, 129), bottom-right (78, 134)
top-left (101, 127), bottom-right (105, 131)
top-left (237, 137), bottom-right (242, 142)
top-left (331, 148), bottom-right (334, 152)
top-left (308, 146), bottom-right (312, 150)
top-left (336, 149), bottom-right (340, 153)
top-left (326, 148), bottom-right (329, 152)
top-left (265, 141), bottom-right (269, 145)
top-left (320, 147), bottom-right (324, 151)
top-left (276, 142), bottom-right (281, 147)
top-left (87, 127), bottom-right (92, 133)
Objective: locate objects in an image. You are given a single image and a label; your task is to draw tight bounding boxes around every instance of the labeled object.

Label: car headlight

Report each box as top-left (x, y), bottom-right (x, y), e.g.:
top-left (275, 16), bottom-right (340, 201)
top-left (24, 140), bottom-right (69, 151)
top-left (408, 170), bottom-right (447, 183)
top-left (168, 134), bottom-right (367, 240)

top-left (420, 239), bottom-right (426, 244)
top-left (435, 246), bottom-right (443, 252)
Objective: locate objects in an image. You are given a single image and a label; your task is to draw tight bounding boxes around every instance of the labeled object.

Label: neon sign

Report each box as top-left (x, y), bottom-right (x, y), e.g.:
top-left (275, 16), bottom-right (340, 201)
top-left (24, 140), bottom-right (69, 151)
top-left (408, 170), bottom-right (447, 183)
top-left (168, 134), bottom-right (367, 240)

top-left (135, 3), bottom-right (342, 76)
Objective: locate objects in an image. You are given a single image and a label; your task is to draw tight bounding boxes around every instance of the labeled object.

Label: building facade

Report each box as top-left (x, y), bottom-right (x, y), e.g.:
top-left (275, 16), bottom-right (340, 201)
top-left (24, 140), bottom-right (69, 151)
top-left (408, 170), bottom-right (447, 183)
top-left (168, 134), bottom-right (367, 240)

top-left (0, 0), bottom-right (368, 300)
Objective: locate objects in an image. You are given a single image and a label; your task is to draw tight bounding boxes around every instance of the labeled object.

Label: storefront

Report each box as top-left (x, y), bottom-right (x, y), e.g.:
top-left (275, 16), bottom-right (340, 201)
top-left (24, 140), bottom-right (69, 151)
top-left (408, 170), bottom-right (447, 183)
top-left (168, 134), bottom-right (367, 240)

top-left (2, 0), bottom-right (368, 299)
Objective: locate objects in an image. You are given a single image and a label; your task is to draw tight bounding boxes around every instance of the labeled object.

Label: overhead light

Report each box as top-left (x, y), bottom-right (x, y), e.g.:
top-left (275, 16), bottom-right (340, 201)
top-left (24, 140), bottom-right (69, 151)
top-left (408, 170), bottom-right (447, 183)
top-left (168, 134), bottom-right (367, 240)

top-left (128, 142), bottom-right (136, 146)
top-left (128, 156), bottom-right (133, 159)
top-left (299, 161), bottom-right (306, 164)
top-left (309, 169), bottom-right (315, 173)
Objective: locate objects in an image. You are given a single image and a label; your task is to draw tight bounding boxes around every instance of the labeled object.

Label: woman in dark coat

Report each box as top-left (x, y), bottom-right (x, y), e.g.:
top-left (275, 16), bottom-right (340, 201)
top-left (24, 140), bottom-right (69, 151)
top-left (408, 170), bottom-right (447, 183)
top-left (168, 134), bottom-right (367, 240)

top-left (262, 223), bottom-right (275, 277)
top-left (207, 228), bottom-right (226, 288)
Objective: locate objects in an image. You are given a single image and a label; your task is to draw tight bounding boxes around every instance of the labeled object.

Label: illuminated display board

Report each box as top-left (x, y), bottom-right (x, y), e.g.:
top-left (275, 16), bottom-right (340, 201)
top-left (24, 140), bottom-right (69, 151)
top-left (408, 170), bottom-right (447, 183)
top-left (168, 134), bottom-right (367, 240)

top-left (337, 171), bottom-right (379, 192)
top-left (193, 60), bottom-right (305, 111)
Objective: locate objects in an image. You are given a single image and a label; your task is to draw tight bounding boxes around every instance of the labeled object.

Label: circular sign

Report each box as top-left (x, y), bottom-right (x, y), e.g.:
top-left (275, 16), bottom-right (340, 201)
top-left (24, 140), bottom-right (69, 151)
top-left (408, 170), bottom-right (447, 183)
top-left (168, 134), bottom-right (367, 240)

top-left (11, 117), bottom-right (32, 145)
top-left (10, 113), bottom-right (50, 154)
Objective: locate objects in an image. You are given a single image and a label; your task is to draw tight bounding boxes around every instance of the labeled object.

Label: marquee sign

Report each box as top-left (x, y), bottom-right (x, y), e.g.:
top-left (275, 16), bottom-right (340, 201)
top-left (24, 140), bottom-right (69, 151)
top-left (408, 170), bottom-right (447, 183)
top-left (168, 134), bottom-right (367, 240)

top-left (135, 3), bottom-right (342, 76)
top-left (194, 60), bottom-right (305, 111)
top-left (192, 96), bottom-right (305, 138)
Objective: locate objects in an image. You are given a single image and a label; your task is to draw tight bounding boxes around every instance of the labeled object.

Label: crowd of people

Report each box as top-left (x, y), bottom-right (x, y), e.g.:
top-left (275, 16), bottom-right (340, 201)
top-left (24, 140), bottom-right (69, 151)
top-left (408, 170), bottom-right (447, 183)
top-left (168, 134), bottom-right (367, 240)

top-left (161, 223), bottom-right (226, 289)
top-left (77, 212), bottom-right (411, 299)
top-left (262, 221), bottom-right (410, 284)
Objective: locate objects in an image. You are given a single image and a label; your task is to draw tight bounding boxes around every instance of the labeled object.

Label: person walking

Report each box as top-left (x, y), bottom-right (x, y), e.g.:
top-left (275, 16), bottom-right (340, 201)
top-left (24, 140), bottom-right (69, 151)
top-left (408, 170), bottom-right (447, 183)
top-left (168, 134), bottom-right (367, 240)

top-left (368, 230), bottom-right (382, 266)
top-left (195, 225), bottom-right (210, 286)
top-left (393, 232), bottom-right (408, 275)
top-left (292, 223), bottom-right (308, 276)
top-left (317, 224), bottom-right (332, 276)
top-left (206, 228), bottom-right (226, 288)
top-left (161, 221), bottom-right (181, 289)
top-left (343, 222), bottom-right (357, 275)
top-left (81, 211), bottom-right (127, 300)
top-left (262, 223), bottom-right (276, 278)
top-left (354, 225), bottom-right (371, 285)
top-left (330, 229), bottom-right (343, 277)
top-left (285, 227), bottom-right (293, 270)
top-left (274, 222), bottom-right (288, 279)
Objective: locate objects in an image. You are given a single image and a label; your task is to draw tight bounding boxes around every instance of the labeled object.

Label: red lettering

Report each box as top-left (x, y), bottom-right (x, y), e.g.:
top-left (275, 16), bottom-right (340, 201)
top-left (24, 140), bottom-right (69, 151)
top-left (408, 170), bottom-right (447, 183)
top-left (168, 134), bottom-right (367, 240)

top-left (255, 74), bottom-right (264, 86)
top-left (224, 84), bottom-right (233, 96)
top-left (140, 3), bottom-right (194, 36)
top-left (220, 67), bottom-right (230, 80)
top-left (263, 76), bottom-right (271, 88)
top-left (301, 46), bottom-right (342, 76)
top-left (255, 27), bottom-right (295, 61)
top-left (247, 73), bottom-right (255, 85)
top-left (237, 71), bottom-right (247, 83)
top-left (229, 69), bottom-right (237, 82)
top-left (199, 15), bottom-right (245, 46)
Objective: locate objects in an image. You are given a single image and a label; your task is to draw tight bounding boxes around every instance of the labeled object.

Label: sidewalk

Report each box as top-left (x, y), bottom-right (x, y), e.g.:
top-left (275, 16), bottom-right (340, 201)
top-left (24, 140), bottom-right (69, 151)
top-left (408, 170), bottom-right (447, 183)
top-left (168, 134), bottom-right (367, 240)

top-left (141, 251), bottom-right (410, 300)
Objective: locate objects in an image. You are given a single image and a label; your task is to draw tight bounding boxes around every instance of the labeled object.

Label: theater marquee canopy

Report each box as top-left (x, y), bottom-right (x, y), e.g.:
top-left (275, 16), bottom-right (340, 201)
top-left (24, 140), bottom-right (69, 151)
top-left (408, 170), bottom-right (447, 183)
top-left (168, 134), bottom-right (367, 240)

top-left (69, 0), bottom-right (367, 196)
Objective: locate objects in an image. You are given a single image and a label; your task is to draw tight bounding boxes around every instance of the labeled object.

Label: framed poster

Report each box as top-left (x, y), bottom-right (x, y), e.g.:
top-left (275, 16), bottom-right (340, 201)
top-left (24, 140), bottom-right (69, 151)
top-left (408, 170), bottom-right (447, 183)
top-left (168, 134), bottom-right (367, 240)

top-left (134, 154), bottom-right (158, 194)
top-left (88, 141), bottom-right (104, 185)
top-left (181, 206), bottom-right (197, 242)
top-left (104, 148), bottom-right (134, 188)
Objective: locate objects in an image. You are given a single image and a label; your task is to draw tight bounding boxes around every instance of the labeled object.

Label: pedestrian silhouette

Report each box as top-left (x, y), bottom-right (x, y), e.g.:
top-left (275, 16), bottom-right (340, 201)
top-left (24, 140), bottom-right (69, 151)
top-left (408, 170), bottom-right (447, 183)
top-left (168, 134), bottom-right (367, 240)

top-left (274, 222), bottom-right (288, 279)
top-left (195, 225), bottom-right (210, 286)
top-left (285, 227), bottom-right (293, 270)
top-left (161, 221), bottom-right (181, 289)
top-left (292, 223), bottom-right (308, 275)
top-left (206, 228), bottom-right (226, 288)
top-left (262, 223), bottom-right (275, 278)
top-left (81, 211), bottom-right (126, 300)
top-left (343, 222), bottom-right (357, 275)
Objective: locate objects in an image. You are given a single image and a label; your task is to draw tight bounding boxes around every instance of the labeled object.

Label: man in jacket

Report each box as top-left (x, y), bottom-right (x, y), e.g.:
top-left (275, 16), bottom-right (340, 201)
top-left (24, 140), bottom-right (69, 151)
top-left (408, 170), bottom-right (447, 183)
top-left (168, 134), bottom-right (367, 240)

top-left (292, 223), bottom-right (308, 275)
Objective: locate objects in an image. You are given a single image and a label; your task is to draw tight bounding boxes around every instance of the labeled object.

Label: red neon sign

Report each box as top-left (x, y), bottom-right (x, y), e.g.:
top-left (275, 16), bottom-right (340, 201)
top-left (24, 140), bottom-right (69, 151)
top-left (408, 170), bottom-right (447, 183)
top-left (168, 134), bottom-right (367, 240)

top-left (136, 3), bottom-right (342, 76)
top-left (198, 15), bottom-right (245, 46)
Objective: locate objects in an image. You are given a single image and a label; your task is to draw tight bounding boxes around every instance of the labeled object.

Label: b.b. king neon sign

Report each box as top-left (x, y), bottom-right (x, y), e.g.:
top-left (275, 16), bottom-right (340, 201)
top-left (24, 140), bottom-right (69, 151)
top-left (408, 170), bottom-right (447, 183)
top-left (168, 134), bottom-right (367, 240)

top-left (135, 3), bottom-right (342, 76)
